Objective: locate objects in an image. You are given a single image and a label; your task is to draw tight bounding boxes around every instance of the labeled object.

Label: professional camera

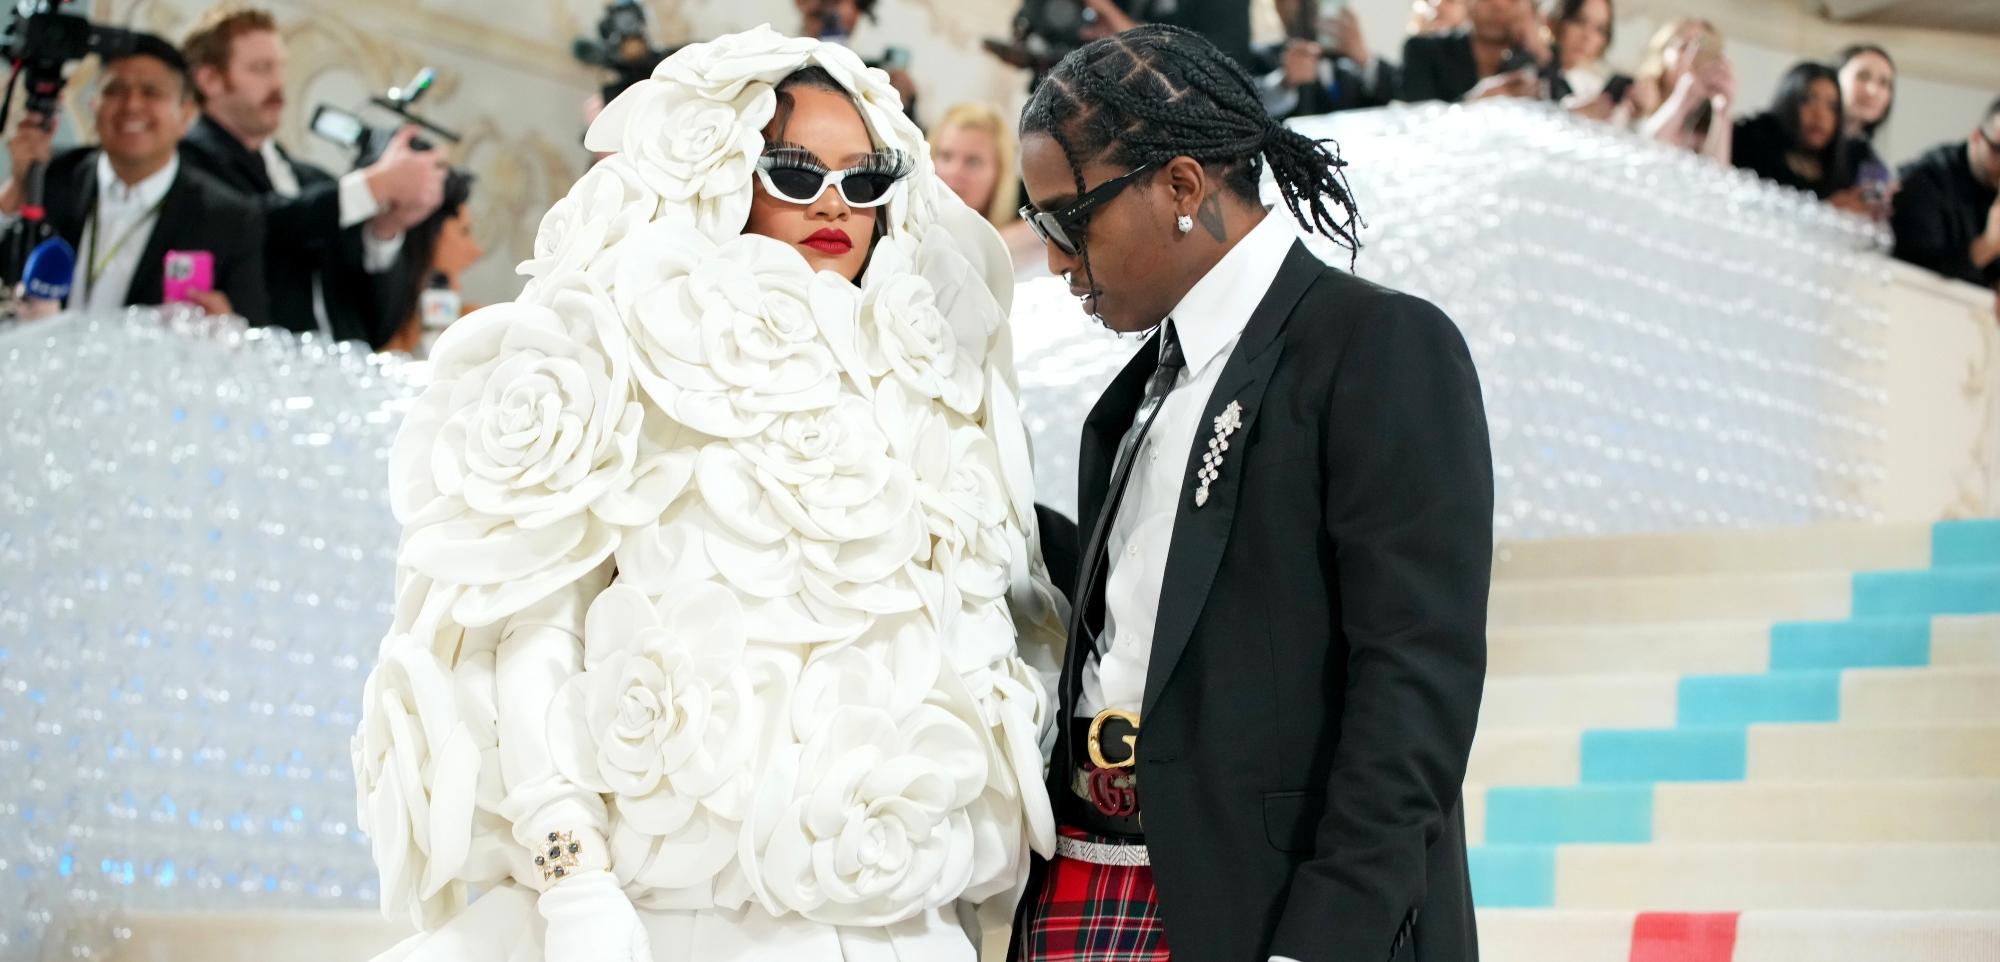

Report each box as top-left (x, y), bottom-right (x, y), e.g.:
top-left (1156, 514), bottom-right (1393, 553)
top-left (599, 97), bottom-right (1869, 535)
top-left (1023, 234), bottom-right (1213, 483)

top-left (572, 0), bottom-right (670, 104)
top-left (309, 68), bottom-right (461, 167)
top-left (0, 0), bottom-right (138, 289)
top-left (982, 0), bottom-right (1099, 80)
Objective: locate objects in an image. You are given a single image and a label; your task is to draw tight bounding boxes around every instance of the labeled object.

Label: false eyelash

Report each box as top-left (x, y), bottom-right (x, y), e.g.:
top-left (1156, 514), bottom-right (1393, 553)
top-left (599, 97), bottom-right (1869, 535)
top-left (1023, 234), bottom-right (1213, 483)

top-left (848, 149), bottom-right (915, 180)
top-left (761, 147), bottom-right (829, 174)
top-left (759, 146), bottom-right (915, 180)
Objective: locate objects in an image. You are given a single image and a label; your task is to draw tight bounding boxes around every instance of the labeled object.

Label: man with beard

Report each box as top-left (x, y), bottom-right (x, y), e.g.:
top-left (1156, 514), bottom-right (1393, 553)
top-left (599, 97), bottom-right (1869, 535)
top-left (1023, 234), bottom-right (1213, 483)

top-left (178, 4), bottom-right (446, 347)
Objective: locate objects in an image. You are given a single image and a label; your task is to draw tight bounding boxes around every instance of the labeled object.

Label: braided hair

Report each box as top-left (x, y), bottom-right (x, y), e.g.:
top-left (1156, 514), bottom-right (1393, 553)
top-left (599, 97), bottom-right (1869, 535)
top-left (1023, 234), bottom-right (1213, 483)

top-left (1020, 23), bottom-right (1361, 288)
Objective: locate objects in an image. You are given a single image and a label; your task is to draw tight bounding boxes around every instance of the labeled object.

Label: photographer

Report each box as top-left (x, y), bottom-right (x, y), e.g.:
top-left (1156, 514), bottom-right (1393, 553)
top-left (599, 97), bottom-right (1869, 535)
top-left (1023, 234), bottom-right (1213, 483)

top-left (0, 33), bottom-right (266, 322)
top-left (1079, 0), bottom-right (1256, 69)
top-left (1256, 0), bottom-right (1396, 119)
top-left (177, 4), bottom-right (445, 348)
top-left (794, 0), bottom-right (919, 120)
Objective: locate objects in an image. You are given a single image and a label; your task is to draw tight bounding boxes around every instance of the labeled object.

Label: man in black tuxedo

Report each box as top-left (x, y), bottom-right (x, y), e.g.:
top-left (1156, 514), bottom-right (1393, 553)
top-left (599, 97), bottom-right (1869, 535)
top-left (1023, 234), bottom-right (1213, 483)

top-left (1397, 0), bottom-right (1548, 103)
top-left (1082, 0), bottom-right (1257, 70)
top-left (1, 34), bottom-right (267, 323)
top-left (176, 5), bottom-right (444, 347)
top-left (1014, 24), bottom-right (1490, 962)
top-left (1255, 0), bottom-right (1397, 119)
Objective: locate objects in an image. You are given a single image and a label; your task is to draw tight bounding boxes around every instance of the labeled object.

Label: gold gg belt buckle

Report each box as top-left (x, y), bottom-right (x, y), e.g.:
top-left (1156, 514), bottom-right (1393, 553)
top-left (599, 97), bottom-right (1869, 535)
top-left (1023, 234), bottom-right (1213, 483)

top-left (1087, 708), bottom-right (1140, 770)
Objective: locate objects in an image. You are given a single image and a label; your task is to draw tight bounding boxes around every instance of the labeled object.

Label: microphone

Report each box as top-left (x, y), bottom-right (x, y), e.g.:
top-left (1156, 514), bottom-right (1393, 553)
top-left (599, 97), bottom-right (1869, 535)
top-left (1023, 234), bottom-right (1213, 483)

top-left (21, 236), bottom-right (76, 303)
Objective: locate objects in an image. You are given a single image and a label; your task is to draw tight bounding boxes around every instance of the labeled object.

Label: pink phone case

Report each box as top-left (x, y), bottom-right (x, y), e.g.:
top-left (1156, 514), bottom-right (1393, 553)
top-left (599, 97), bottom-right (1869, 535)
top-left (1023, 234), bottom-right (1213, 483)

top-left (163, 250), bottom-right (216, 303)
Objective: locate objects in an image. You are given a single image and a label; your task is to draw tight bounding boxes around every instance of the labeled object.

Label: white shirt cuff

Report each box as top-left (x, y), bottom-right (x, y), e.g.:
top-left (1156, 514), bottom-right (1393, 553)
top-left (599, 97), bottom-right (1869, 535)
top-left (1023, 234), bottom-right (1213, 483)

top-left (338, 170), bottom-right (382, 229)
top-left (1271, 957), bottom-right (1304, 962)
top-left (362, 230), bottom-right (405, 274)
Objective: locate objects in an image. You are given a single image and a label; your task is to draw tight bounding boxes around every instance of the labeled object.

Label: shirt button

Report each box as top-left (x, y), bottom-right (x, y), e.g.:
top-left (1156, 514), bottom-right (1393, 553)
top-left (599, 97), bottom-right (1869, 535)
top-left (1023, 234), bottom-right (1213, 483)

top-left (1148, 446), bottom-right (1159, 463)
top-left (1126, 543), bottom-right (1139, 558)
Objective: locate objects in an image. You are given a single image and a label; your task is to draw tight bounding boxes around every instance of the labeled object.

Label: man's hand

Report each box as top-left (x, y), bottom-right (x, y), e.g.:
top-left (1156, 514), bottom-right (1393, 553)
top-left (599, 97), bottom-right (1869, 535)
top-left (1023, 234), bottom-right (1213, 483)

top-left (1281, 39), bottom-right (1323, 89)
top-left (2, 111), bottom-right (56, 215)
top-left (1984, 194), bottom-right (2000, 247)
top-left (189, 290), bottom-right (234, 318)
top-left (364, 126), bottom-right (447, 216)
top-left (1467, 68), bottom-right (1537, 101)
top-left (1327, 8), bottom-right (1370, 70)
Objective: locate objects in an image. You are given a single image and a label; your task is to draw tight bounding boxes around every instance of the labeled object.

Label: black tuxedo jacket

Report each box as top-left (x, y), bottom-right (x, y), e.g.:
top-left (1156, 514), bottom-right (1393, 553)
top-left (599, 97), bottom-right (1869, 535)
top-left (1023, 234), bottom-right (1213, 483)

top-left (1396, 30), bottom-right (1481, 104)
top-left (178, 115), bottom-right (399, 346)
top-left (1034, 242), bottom-right (1492, 962)
top-left (43, 148), bottom-right (269, 325)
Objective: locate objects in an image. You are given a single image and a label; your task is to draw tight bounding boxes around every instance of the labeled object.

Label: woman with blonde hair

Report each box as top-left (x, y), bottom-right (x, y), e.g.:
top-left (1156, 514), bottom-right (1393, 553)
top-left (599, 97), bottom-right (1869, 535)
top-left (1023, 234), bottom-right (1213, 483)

top-left (929, 101), bottom-right (1040, 262)
top-left (1629, 18), bottom-right (1736, 161)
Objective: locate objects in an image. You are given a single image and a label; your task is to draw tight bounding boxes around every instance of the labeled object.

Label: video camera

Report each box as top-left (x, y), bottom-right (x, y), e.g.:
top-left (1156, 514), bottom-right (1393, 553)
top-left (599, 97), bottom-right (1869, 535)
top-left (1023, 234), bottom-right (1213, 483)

top-left (982, 0), bottom-right (1099, 83)
top-left (573, 0), bottom-right (671, 105)
top-left (309, 68), bottom-right (462, 167)
top-left (0, 0), bottom-right (140, 291)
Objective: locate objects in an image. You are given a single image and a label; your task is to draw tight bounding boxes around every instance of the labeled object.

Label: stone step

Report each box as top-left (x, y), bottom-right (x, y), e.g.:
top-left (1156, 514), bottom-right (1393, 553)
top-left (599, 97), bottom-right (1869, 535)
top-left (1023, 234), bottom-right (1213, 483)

top-left (1494, 521), bottom-right (1934, 580)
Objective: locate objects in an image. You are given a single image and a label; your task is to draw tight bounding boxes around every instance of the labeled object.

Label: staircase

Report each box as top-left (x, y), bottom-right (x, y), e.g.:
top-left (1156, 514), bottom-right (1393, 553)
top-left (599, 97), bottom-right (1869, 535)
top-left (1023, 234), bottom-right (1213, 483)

top-left (1469, 519), bottom-right (2000, 961)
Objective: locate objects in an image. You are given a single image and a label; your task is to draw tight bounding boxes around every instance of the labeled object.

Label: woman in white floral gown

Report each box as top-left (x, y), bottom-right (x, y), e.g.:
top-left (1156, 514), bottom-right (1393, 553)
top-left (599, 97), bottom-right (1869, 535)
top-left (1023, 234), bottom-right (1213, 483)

top-left (352, 26), bottom-right (1065, 962)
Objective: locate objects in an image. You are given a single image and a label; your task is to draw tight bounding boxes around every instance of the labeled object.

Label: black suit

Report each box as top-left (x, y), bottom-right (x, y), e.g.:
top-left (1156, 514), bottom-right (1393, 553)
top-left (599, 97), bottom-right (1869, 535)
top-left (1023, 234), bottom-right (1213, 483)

top-left (1252, 42), bottom-right (1398, 118)
top-left (43, 147), bottom-right (268, 325)
top-left (1396, 30), bottom-right (1481, 103)
top-left (1030, 242), bottom-right (1492, 962)
top-left (178, 116), bottom-right (398, 346)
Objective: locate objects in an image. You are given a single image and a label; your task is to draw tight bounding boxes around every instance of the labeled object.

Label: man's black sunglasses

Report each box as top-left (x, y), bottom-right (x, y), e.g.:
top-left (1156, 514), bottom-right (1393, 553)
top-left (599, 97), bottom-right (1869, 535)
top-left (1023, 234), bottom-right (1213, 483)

top-left (1019, 162), bottom-right (1157, 256)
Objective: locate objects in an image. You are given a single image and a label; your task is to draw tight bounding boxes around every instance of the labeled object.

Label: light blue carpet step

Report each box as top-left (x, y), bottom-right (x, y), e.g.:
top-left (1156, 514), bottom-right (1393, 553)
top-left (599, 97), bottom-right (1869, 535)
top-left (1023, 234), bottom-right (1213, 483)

top-left (1468, 844), bottom-right (1556, 908)
top-left (1932, 519), bottom-right (2000, 567)
top-left (1769, 618), bottom-right (1931, 670)
top-left (1582, 726), bottom-right (1747, 783)
top-left (1852, 566), bottom-right (2000, 618)
top-left (1677, 670), bottom-right (1843, 726)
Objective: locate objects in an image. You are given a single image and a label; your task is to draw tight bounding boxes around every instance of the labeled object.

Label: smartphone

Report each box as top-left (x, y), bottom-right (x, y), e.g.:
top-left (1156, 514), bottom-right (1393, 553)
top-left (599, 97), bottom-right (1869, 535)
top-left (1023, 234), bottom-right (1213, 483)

top-left (1602, 74), bottom-right (1635, 105)
top-left (1858, 160), bottom-right (1892, 205)
top-left (162, 250), bottom-right (215, 304)
top-left (1317, 0), bottom-right (1347, 15)
top-left (879, 46), bottom-right (910, 71)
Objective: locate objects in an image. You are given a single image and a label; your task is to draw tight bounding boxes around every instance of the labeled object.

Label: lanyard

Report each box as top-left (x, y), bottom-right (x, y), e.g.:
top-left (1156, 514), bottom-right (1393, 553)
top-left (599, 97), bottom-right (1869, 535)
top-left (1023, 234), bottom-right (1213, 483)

top-left (84, 192), bottom-right (167, 301)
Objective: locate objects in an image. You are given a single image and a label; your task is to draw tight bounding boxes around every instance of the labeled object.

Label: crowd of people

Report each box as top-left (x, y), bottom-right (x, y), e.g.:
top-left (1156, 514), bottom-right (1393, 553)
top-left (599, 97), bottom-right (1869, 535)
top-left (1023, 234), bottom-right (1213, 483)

top-left (3, 0), bottom-right (1994, 347)
top-left (0, 4), bottom-right (471, 348)
top-left (907, 0), bottom-right (1999, 294)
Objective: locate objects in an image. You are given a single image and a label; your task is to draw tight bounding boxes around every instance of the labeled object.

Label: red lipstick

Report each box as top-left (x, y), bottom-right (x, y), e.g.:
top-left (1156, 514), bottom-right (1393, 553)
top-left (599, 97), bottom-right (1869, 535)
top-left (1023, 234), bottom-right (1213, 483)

top-left (802, 228), bottom-right (852, 256)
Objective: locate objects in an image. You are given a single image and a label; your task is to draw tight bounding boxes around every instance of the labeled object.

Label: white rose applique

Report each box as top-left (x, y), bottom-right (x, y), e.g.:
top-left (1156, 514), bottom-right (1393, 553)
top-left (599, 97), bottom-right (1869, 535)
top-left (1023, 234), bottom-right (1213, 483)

top-left (650, 24), bottom-right (819, 103)
top-left (390, 278), bottom-right (687, 627)
top-left (517, 156), bottom-right (657, 284)
top-left (585, 77), bottom-right (773, 239)
top-left (613, 224), bottom-right (855, 439)
top-left (740, 702), bottom-right (988, 925)
top-left (547, 581), bottom-right (792, 899)
top-left (856, 243), bottom-right (984, 417)
top-left (352, 641), bottom-right (484, 929)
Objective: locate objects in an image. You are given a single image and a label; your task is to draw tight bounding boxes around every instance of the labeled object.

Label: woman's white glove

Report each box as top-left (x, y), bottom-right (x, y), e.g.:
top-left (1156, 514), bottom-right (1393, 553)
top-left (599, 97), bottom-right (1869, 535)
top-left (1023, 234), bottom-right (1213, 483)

top-left (538, 870), bottom-right (651, 962)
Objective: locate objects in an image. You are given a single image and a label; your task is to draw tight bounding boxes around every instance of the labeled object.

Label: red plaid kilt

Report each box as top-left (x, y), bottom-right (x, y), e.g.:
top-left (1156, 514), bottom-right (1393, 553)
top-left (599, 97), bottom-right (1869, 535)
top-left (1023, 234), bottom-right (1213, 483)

top-left (1017, 828), bottom-right (1172, 962)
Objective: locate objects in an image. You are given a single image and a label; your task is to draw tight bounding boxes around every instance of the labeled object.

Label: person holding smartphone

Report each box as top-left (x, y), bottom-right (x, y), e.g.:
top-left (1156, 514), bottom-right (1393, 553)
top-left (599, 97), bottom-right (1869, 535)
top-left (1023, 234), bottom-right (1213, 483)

top-left (0, 33), bottom-right (267, 323)
top-left (1630, 18), bottom-right (1736, 162)
top-left (177, 4), bottom-right (445, 348)
top-left (1397, 0), bottom-right (1548, 104)
top-left (1256, 0), bottom-right (1398, 119)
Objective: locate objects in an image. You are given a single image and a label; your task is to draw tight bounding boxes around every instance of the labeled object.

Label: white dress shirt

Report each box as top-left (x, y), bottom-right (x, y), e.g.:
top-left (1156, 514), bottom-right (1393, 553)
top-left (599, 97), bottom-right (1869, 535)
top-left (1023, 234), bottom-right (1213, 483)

top-left (256, 138), bottom-right (403, 272)
top-left (1078, 209), bottom-right (1298, 719)
top-left (79, 153), bottom-right (178, 316)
